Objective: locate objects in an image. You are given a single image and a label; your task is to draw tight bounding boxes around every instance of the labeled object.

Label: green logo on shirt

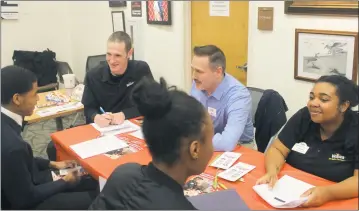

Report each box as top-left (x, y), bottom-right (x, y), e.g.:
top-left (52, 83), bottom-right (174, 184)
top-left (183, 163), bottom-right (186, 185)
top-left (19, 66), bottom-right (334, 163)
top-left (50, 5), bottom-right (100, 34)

top-left (329, 153), bottom-right (346, 161)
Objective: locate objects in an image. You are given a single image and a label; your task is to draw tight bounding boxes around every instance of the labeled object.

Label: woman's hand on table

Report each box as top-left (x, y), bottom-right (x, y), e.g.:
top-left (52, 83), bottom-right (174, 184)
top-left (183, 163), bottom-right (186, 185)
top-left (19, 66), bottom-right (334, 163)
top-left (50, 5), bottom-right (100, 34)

top-left (255, 172), bottom-right (278, 189)
top-left (300, 186), bottom-right (331, 208)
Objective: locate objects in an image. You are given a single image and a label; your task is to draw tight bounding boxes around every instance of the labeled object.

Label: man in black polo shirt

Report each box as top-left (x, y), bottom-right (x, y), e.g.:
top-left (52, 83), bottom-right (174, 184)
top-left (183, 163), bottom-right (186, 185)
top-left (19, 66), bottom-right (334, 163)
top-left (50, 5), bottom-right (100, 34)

top-left (82, 31), bottom-right (154, 126)
top-left (46, 31), bottom-right (153, 161)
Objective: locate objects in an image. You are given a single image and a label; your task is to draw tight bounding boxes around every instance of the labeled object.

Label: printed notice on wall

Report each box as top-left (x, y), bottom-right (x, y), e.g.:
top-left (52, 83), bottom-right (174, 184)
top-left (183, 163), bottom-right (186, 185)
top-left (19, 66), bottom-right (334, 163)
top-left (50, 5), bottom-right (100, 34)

top-left (131, 1), bottom-right (142, 17)
top-left (1, 1), bottom-right (19, 20)
top-left (209, 1), bottom-right (229, 17)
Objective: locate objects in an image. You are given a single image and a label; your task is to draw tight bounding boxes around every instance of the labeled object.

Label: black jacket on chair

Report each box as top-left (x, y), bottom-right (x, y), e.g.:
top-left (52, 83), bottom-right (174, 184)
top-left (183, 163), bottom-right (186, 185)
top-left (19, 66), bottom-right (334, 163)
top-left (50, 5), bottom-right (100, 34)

top-left (254, 89), bottom-right (288, 153)
top-left (1, 113), bottom-right (70, 209)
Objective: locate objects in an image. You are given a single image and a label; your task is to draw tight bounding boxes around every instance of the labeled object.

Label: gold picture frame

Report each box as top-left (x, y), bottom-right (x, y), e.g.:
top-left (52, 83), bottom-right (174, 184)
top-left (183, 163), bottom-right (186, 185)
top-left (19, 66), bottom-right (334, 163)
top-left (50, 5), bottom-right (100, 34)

top-left (294, 29), bottom-right (358, 83)
top-left (285, 1), bottom-right (358, 16)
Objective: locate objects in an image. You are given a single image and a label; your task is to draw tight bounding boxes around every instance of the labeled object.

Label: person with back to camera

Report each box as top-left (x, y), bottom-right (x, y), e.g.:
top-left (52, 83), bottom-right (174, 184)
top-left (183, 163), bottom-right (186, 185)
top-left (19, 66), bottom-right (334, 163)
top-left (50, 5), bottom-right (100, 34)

top-left (256, 75), bottom-right (359, 208)
top-left (89, 77), bottom-right (214, 210)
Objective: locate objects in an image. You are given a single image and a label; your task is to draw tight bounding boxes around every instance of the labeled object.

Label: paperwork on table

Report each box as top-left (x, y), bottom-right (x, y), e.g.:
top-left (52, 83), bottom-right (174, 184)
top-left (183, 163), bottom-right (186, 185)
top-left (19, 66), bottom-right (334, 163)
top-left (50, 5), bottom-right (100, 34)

top-left (210, 152), bottom-right (242, 169)
top-left (91, 120), bottom-right (140, 135)
top-left (70, 135), bottom-right (128, 159)
top-left (253, 175), bottom-right (314, 208)
top-left (36, 102), bottom-right (83, 117)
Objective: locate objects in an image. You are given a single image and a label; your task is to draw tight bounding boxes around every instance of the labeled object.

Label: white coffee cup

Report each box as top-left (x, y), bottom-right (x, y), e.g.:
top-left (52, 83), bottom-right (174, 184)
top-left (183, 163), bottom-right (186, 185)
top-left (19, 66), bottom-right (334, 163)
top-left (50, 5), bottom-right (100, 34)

top-left (63, 74), bottom-right (76, 89)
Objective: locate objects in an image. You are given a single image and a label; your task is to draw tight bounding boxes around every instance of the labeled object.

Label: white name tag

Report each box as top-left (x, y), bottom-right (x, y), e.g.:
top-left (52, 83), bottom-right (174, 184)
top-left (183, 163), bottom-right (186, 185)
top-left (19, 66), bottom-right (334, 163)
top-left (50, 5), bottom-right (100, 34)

top-left (208, 107), bottom-right (217, 117)
top-left (292, 142), bottom-right (309, 154)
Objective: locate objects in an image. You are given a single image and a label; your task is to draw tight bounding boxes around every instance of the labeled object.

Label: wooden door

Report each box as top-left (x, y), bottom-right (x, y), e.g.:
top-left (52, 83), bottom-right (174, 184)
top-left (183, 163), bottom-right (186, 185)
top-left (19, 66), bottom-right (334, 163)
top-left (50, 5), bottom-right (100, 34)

top-left (191, 1), bottom-right (249, 84)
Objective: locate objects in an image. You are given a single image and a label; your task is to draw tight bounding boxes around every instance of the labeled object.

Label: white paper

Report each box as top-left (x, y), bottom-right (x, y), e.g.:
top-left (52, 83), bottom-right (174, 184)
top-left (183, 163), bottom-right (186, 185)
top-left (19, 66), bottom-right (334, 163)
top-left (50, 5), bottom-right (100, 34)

top-left (98, 129), bottom-right (132, 137)
top-left (59, 165), bottom-right (82, 176)
top-left (253, 175), bottom-right (314, 208)
top-left (36, 102), bottom-right (83, 117)
top-left (99, 176), bottom-right (107, 192)
top-left (51, 171), bottom-right (61, 181)
top-left (56, 102), bottom-right (83, 111)
top-left (70, 135), bottom-right (128, 159)
top-left (209, 1), bottom-right (230, 17)
top-left (210, 152), bottom-right (241, 169)
top-left (129, 129), bottom-right (144, 140)
top-left (36, 107), bottom-right (59, 117)
top-left (218, 162), bottom-right (255, 182)
top-left (91, 120), bottom-right (140, 134)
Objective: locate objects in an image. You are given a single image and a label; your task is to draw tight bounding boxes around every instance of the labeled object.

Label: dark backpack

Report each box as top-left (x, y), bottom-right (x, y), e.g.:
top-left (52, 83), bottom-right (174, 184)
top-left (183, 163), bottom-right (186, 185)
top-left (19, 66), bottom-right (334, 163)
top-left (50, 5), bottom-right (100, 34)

top-left (12, 49), bottom-right (58, 86)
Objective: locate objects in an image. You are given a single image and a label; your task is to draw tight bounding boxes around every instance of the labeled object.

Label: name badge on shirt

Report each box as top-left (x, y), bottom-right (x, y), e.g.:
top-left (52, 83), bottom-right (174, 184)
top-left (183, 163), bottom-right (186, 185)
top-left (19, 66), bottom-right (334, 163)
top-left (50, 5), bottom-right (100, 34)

top-left (292, 142), bottom-right (309, 154)
top-left (208, 107), bottom-right (217, 117)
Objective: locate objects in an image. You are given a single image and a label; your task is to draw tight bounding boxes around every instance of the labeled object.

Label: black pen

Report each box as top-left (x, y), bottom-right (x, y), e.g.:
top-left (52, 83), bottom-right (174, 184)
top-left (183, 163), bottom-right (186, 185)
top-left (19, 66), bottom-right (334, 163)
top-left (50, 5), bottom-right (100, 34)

top-left (274, 197), bottom-right (286, 203)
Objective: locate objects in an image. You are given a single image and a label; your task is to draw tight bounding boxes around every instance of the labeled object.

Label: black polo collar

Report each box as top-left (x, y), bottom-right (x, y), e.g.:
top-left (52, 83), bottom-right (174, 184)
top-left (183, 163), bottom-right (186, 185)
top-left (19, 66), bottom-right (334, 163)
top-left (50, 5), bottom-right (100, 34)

top-left (101, 61), bottom-right (135, 84)
top-left (145, 162), bottom-right (184, 195)
top-left (101, 65), bottom-right (112, 82)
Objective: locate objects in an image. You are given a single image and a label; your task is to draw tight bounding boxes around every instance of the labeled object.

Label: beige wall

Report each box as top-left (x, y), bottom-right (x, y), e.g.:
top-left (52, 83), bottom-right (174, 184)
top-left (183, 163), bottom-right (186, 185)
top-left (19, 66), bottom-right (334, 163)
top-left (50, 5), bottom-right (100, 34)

top-left (247, 1), bottom-right (358, 117)
top-left (1, 1), bottom-right (191, 90)
top-left (2, 1), bottom-right (358, 117)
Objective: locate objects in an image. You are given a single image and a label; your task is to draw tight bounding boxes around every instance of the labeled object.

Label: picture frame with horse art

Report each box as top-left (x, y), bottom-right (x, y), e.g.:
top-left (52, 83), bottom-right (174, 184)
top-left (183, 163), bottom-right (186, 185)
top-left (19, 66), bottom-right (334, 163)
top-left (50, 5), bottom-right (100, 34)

top-left (294, 29), bottom-right (358, 83)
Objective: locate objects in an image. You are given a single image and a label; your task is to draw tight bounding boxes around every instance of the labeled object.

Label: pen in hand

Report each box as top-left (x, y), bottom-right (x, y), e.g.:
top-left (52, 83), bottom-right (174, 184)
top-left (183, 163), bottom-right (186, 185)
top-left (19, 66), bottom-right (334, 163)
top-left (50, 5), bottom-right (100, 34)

top-left (99, 107), bottom-right (112, 121)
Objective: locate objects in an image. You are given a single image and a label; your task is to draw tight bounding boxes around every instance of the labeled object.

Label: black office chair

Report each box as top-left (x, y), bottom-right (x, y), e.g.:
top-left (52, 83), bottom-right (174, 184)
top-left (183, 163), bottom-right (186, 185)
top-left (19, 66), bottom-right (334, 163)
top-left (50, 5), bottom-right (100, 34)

top-left (85, 54), bottom-right (106, 72)
top-left (247, 87), bottom-right (265, 125)
top-left (37, 61), bottom-right (78, 92)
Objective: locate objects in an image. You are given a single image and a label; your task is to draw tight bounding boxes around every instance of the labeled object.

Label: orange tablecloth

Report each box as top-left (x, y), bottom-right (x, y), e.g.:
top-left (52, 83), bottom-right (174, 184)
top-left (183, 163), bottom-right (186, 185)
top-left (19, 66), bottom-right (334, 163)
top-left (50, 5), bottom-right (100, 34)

top-left (51, 124), bottom-right (358, 210)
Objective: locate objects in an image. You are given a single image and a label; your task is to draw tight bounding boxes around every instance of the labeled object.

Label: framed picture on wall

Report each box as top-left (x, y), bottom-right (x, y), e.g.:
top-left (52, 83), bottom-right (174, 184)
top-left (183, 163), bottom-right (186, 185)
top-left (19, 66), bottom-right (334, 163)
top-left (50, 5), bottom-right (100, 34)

top-left (285, 1), bottom-right (358, 16)
top-left (109, 0), bottom-right (127, 7)
top-left (294, 29), bottom-right (358, 83)
top-left (146, 0), bottom-right (172, 25)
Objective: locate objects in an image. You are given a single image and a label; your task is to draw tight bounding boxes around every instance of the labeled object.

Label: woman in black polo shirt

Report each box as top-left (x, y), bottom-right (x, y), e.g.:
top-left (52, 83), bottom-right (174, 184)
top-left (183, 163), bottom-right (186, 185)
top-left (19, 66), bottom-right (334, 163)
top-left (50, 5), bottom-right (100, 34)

top-left (257, 75), bottom-right (358, 207)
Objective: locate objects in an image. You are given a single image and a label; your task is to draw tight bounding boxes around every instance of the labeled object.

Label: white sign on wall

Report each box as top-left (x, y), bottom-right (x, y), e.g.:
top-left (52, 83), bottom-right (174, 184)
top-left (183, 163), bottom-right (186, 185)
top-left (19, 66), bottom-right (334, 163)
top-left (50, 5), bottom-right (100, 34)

top-left (1, 1), bottom-right (19, 20)
top-left (209, 1), bottom-right (230, 17)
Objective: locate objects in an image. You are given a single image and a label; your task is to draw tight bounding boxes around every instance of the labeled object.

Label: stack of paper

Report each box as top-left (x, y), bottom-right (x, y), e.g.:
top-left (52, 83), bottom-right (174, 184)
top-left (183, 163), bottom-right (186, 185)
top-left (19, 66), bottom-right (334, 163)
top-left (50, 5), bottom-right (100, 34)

top-left (129, 129), bottom-right (144, 140)
top-left (91, 120), bottom-right (140, 135)
top-left (36, 102), bottom-right (83, 117)
top-left (210, 152), bottom-right (242, 169)
top-left (218, 162), bottom-right (256, 182)
top-left (70, 135), bottom-right (128, 159)
top-left (252, 175), bottom-right (314, 208)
